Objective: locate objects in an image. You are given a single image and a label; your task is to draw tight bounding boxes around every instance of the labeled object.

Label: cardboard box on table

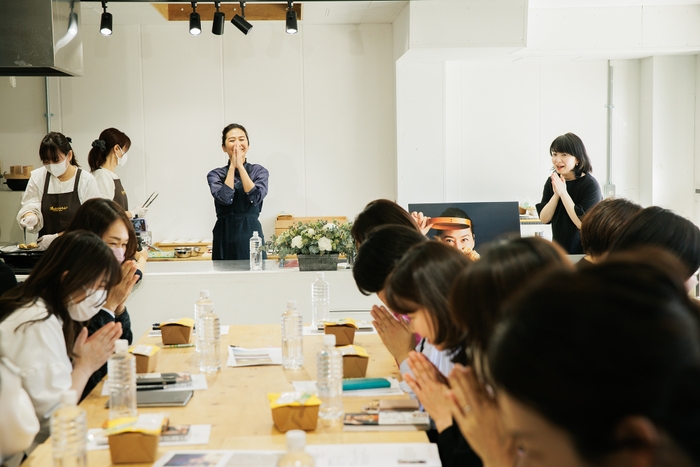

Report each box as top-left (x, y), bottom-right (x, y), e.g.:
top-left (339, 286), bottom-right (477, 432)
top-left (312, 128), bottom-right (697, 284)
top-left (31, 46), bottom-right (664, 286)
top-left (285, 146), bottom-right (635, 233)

top-left (268, 392), bottom-right (321, 432)
top-left (129, 344), bottom-right (160, 373)
top-left (160, 318), bottom-right (194, 345)
top-left (324, 318), bottom-right (358, 346)
top-left (338, 345), bottom-right (369, 378)
top-left (107, 414), bottom-right (165, 464)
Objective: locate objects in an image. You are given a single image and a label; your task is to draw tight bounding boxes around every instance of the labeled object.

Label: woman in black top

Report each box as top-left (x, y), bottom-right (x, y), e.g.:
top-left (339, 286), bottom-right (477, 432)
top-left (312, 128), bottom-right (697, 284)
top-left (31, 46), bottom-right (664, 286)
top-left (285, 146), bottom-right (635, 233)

top-left (536, 133), bottom-right (602, 254)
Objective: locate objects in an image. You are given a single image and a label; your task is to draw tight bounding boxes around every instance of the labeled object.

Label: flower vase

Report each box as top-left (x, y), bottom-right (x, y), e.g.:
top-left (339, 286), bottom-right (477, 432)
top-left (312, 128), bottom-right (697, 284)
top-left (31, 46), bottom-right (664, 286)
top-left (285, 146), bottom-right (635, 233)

top-left (297, 254), bottom-right (339, 272)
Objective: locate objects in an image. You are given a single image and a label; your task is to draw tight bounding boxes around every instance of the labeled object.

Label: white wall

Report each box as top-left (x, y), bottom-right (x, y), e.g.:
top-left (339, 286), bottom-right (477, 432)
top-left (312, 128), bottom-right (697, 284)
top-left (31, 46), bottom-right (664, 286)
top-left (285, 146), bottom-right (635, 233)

top-left (0, 12), bottom-right (396, 242)
top-left (397, 59), bottom-right (609, 208)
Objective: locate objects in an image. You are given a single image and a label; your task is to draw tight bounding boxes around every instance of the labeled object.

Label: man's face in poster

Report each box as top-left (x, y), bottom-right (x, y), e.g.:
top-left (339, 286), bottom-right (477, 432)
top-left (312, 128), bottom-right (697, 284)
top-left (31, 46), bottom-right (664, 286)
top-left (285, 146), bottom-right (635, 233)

top-left (437, 227), bottom-right (475, 253)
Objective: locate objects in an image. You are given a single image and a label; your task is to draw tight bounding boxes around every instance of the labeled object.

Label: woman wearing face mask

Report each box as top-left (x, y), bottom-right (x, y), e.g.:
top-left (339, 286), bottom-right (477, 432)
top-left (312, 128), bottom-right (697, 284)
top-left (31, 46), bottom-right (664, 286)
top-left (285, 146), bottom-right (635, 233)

top-left (88, 128), bottom-right (147, 219)
top-left (207, 123), bottom-right (269, 260)
top-left (17, 132), bottom-right (102, 236)
top-left (63, 198), bottom-right (141, 398)
top-left (0, 231), bottom-right (122, 452)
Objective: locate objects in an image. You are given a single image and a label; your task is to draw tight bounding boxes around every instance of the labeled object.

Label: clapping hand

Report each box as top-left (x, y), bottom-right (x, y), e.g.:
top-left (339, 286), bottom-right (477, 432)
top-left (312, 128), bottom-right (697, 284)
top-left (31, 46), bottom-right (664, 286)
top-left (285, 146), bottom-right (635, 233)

top-left (371, 305), bottom-right (414, 364)
top-left (550, 173), bottom-right (568, 198)
top-left (404, 351), bottom-right (452, 432)
top-left (446, 364), bottom-right (517, 467)
top-left (72, 322), bottom-right (122, 374)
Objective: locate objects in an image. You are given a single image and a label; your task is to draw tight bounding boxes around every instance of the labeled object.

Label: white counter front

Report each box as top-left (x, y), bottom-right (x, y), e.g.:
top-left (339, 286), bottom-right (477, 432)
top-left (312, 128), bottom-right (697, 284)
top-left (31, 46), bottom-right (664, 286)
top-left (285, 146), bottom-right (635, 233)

top-left (126, 260), bottom-right (377, 337)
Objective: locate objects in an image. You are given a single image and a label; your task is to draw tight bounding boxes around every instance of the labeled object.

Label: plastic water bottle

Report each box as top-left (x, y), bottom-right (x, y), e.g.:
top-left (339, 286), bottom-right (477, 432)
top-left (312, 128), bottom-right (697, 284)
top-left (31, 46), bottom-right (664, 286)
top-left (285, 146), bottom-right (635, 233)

top-left (316, 334), bottom-right (343, 424)
top-left (199, 309), bottom-right (221, 373)
top-left (51, 390), bottom-right (87, 467)
top-left (108, 339), bottom-right (137, 420)
top-left (281, 300), bottom-right (303, 370)
top-left (311, 273), bottom-right (330, 328)
top-left (250, 231), bottom-right (262, 271)
top-left (194, 290), bottom-right (213, 353)
top-left (277, 430), bottom-right (315, 467)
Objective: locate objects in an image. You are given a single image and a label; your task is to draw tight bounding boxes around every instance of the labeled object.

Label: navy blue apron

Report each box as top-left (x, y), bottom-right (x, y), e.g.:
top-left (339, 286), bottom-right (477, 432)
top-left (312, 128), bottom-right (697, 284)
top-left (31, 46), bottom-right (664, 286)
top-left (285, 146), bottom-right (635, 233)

top-left (212, 172), bottom-right (266, 261)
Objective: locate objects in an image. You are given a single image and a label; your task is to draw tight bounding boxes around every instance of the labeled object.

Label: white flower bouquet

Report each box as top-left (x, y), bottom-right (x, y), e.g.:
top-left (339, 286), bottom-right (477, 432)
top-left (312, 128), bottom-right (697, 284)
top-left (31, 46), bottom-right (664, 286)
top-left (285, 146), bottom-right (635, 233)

top-left (264, 219), bottom-right (355, 259)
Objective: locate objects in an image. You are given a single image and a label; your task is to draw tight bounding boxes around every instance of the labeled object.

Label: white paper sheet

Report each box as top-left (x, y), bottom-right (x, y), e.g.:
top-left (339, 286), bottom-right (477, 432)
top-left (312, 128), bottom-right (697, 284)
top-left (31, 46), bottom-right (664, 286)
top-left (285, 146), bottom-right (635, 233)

top-left (151, 443), bottom-right (440, 467)
top-left (227, 346), bottom-right (283, 367)
top-left (100, 373), bottom-right (208, 396)
top-left (292, 377), bottom-right (404, 397)
top-left (302, 322), bottom-right (376, 336)
top-left (87, 424), bottom-right (212, 450)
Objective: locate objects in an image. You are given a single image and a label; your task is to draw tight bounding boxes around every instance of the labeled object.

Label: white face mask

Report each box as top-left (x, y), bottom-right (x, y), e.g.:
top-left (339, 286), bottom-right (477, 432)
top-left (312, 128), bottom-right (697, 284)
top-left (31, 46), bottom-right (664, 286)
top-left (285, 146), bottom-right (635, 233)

top-left (117, 148), bottom-right (128, 167)
top-left (47, 157), bottom-right (68, 178)
top-left (67, 288), bottom-right (107, 321)
top-left (111, 247), bottom-right (125, 263)
top-left (0, 358), bottom-right (39, 460)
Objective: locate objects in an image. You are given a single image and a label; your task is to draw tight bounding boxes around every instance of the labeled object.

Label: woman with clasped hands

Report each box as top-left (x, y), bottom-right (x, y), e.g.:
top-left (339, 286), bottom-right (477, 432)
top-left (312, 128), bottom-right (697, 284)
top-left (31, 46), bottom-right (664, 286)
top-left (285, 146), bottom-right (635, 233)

top-left (207, 124), bottom-right (269, 260)
top-left (0, 231), bottom-right (123, 454)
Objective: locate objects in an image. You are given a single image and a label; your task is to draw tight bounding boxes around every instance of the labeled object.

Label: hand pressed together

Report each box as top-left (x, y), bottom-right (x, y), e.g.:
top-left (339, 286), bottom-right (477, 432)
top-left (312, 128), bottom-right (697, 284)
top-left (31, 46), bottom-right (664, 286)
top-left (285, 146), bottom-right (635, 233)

top-left (404, 351), bottom-right (452, 433)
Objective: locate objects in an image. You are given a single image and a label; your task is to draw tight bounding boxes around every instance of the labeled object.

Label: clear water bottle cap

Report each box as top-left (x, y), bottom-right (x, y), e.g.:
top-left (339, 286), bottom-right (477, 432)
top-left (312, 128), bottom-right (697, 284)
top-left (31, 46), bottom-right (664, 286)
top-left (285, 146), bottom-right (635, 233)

top-left (61, 389), bottom-right (78, 406)
top-left (114, 339), bottom-right (129, 353)
top-left (316, 272), bottom-right (325, 279)
top-left (287, 300), bottom-right (297, 309)
top-left (253, 231), bottom-right (259, 236)
top-left (323, 334), bottom-right (336, 347)
top-left (286, 429), bottom-right (306, 451)
top-left (200, 290), bottom-right (210, 299)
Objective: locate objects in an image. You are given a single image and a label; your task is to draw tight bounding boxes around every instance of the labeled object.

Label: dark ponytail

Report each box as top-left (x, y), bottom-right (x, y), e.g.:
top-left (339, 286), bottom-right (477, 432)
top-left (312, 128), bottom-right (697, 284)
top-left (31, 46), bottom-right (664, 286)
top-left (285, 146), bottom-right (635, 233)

top-left (88, 128), bottom-right (131, 171)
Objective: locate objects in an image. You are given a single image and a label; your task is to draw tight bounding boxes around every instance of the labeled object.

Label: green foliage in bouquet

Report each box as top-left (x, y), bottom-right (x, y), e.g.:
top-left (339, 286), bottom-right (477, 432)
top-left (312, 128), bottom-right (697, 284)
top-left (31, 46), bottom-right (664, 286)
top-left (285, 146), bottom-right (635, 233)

top-left (264, 219), bottom-right (355, 259)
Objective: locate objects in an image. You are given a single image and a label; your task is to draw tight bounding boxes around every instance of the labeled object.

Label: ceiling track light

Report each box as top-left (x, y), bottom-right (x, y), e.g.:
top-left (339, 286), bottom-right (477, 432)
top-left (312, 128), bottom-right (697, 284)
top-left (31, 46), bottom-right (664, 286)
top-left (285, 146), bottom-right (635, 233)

top-left (189, 2), bottom-right (201, 36)
top-left (212, 1), bottom-right (225, 35)
top-left (100, 1), bottom-right (113, 36)
top-left (231, 1), bottom-right (253, 35)
top-left (286, 1), bottom-right (298, 35)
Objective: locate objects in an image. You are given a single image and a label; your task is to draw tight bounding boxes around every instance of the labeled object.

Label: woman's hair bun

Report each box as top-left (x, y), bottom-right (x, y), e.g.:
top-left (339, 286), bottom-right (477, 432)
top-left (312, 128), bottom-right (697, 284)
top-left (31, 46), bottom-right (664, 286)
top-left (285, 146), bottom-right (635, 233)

top-left (91, 139), bottom-right (107, 152)
top-left (66, 136), bottom-right (72, 144)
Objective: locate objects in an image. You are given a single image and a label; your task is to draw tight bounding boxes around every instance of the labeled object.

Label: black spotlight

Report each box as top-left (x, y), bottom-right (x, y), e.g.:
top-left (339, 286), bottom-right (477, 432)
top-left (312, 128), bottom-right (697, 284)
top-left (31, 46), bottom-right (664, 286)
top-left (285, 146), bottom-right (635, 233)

top-left (100, 1), bottom-right (113, 36)
top-left (189, 2), bottom-right (202, 36)
top-left (212, 2), bottom-right (225, 35)
top-left (286, 1), bottom-right (298, 35)
top-left (231, 1), bottom-right (253, 35)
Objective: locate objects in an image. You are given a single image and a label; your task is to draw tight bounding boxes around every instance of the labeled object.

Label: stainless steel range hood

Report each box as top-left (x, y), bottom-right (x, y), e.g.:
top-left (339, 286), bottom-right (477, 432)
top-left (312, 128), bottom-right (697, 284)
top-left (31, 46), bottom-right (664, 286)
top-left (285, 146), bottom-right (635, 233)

top-left (0, 0), bottom-right (83, 77)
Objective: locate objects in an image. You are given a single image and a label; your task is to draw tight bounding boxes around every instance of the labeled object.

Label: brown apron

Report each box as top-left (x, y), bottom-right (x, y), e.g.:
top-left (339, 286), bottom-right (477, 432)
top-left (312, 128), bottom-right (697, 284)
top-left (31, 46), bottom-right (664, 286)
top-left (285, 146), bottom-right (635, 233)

top-left (39, 168), bottom-right (83, 236)
top-left (112, 177), bottom-right (129, 211)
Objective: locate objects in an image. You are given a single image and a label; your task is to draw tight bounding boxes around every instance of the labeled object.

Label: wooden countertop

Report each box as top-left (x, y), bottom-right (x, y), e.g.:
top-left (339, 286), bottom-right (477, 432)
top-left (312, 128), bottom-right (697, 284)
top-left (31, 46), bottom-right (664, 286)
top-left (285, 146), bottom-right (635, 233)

top-left (25, 324), bottom-right (426, 466)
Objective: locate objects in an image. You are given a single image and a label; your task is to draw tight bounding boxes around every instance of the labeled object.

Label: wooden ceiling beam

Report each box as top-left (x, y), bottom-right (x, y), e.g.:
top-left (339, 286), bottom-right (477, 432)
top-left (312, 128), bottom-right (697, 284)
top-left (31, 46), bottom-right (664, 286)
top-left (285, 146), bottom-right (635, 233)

top-left (153, 3), bottom-right (303, 21)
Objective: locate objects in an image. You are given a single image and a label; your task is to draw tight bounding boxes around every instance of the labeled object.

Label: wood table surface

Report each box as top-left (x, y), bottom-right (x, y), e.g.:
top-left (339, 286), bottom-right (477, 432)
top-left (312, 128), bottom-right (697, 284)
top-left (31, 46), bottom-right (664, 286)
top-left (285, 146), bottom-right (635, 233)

top-left (25, 323), bottom-right (427, 466)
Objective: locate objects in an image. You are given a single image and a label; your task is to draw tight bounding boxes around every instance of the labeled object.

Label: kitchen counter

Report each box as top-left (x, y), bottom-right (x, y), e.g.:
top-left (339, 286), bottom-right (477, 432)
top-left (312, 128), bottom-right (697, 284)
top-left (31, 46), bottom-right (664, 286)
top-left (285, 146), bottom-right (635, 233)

top-left (126, 260), bottom-right (375, 338)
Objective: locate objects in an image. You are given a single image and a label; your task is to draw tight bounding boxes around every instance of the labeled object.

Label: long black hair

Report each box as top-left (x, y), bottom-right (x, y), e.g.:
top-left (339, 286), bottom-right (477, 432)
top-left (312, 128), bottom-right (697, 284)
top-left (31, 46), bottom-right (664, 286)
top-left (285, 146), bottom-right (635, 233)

top-left (490, 249), bottom-right (700, 462)
top-left (550, 132), bottom-right (592, 178)
top-left (0, 231), bottom-right (121, 358)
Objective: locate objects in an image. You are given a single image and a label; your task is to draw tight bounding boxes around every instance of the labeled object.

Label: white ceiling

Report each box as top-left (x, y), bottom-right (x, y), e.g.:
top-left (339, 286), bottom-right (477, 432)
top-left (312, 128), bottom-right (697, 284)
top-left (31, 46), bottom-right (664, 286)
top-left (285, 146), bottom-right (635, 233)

top-left (529, 0), bottom-right (700, 7)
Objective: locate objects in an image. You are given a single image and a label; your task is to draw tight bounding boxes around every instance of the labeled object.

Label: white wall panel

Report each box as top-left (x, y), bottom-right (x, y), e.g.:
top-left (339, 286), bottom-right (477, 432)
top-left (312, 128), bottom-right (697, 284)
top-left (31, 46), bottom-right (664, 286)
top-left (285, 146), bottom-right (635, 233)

top-left (0, 77), bottom-right (46, 170)
top-left (303, 24), bottom-right (396, 218)
top-left (610, 59), bottom-right (641, 202)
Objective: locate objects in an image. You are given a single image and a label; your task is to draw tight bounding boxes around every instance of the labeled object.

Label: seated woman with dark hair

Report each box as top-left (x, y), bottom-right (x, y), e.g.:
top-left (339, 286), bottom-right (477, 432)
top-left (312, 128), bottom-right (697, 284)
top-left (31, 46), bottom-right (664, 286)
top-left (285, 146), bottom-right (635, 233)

top-left (405, 237), bottom-right (571, 467)
top-left (656, 365), bottom-right (700, 467)
top-left (579, 197), bottom-right (642, 264)
top-left (474, 250), bottom-right (700, 467)
top-left (63, 198), bottom-right (141, 399)
top-left (0, 231), bottom-right (123, 456)
top-left (383, 241), bottom-right (481, 467)
top-left (351, 199), bottom-right (419, 246)
top-left (609, 206), bottom-right (700, 288)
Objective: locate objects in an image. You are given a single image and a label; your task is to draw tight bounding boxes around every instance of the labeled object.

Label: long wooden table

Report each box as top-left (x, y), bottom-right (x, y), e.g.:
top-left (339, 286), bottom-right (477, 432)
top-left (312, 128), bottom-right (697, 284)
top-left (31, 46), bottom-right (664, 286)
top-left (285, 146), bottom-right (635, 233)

top-left (25, 324), bottom-right (428, 466)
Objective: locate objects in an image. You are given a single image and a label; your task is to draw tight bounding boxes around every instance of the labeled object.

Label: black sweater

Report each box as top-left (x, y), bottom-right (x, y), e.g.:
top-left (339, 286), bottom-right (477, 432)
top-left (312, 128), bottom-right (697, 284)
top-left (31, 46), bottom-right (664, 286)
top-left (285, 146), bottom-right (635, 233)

top-left (536, 174), bottom-right (602, 254)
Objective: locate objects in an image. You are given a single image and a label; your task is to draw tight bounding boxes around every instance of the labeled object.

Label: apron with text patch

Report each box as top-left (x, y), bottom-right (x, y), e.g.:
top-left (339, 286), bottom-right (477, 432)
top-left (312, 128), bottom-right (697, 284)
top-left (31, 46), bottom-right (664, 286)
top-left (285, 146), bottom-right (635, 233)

top-left (112, 177), bottom-right (129, 211)
top-left (39, 168), bottom-right (83, 236)
top-left (212, 176), bottom-right (266, 261)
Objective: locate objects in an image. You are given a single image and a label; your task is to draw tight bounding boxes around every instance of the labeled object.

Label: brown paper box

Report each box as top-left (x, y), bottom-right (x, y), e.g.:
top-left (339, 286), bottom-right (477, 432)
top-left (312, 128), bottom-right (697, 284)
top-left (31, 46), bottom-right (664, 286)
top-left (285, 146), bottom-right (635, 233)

top-left (325, 325), bottom-right (356, 346)
top-left (161, 324), bottom-right (192, 345)
top-left (342, 354), bottom-right (368, 378)
top-left (108, 432), bottom-right (159, 464)
top-left (271, 405), bottom-right (320, 432)
top-left (134, 352), bottom-right (158, 373)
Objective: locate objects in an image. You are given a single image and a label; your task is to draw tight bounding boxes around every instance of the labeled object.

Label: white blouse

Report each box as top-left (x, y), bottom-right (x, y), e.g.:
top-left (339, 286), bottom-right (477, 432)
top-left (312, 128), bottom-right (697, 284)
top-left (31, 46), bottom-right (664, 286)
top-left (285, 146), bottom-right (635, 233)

top-left (17, 166), bottom-right (102, 233)
top-left (0, 299), bottom-right (72, 449)
top-left (91, 167), bottom-right (120, 201)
